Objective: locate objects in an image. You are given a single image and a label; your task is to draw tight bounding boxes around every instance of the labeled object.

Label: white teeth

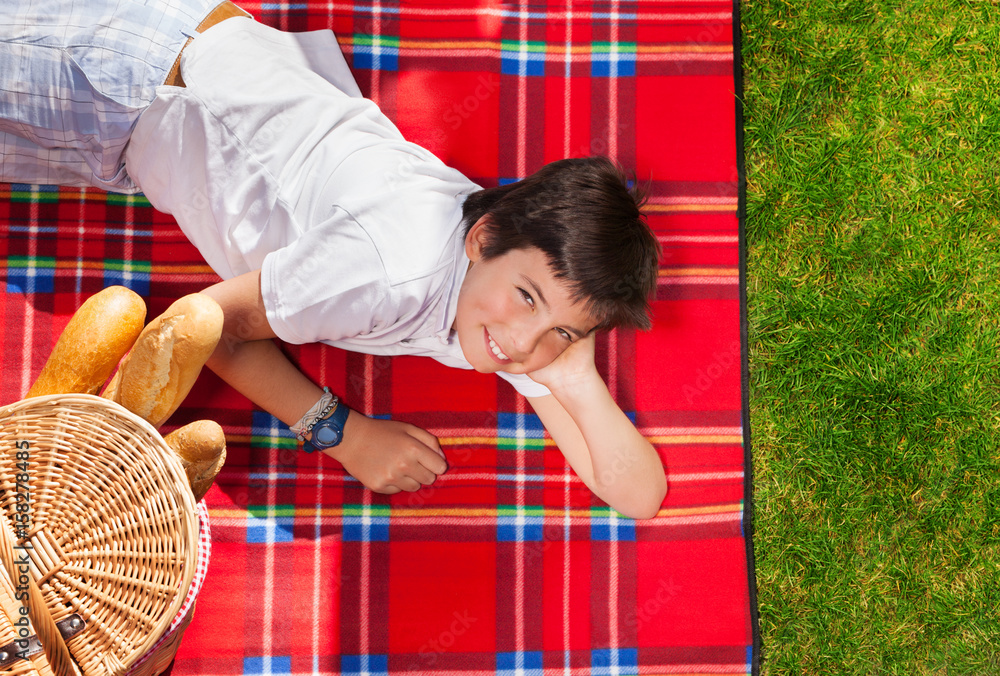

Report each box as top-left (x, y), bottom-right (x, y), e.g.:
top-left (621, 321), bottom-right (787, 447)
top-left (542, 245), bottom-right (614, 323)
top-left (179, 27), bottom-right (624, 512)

top-left (488, 334), bottom-right (509, 361)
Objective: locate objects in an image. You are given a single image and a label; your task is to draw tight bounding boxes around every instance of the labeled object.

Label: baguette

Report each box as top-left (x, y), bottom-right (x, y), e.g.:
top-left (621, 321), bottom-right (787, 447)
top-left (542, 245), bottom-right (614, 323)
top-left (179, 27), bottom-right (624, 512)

top-left (27, 286), bottom-right (146, 398)
top-left (104, 293), bottom-right (224, 427)
top-left (163, 420), bottom-right (227, 502)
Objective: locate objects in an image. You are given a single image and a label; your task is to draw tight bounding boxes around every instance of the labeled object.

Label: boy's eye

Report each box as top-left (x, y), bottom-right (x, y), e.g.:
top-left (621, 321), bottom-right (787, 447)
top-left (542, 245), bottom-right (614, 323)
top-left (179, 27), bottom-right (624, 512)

top-left (556, 328), bottom-right (573, 341)
top-left (517, 287), bottom-right (534, 308)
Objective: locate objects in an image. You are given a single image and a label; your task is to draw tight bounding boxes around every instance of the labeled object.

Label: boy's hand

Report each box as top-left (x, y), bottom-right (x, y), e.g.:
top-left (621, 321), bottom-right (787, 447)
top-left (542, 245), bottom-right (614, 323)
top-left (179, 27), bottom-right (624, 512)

top-left (527, 333), bottom-right (599, 392)
top-left (323, 413), bottom-right (448, 493)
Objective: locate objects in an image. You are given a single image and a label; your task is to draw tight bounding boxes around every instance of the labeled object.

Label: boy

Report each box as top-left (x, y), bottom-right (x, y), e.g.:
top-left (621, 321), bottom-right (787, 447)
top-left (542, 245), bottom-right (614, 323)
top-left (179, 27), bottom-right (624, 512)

top-left (1, 0), bottom-right (666, 518)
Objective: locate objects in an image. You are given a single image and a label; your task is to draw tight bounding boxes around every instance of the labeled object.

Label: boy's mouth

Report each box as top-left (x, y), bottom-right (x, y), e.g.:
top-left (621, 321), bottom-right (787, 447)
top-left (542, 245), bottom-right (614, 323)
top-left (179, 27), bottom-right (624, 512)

top-left (484, 328), bottom-right (512, 364)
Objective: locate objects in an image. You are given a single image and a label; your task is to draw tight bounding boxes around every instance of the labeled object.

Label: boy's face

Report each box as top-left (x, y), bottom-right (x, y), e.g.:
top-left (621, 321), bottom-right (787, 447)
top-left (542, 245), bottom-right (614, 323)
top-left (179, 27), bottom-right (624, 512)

top-left (454, 218), bottom-right (596, 376)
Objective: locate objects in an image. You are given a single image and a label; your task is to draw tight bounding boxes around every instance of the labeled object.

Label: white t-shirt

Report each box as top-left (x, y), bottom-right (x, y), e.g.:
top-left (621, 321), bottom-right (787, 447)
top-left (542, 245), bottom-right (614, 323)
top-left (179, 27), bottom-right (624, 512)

top-left (125, 17), bottom-right (550, 398)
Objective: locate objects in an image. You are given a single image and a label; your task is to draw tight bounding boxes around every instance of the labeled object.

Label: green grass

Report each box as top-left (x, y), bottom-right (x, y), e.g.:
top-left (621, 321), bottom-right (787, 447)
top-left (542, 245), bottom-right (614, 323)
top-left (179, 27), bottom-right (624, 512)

top-left (742, 0), bottom-right (1000, 673)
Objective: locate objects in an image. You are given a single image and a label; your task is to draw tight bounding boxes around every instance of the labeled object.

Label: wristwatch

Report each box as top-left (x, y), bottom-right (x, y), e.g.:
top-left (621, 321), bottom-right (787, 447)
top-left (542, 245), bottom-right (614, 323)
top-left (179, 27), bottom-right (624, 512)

top-left (303, 400), bottom-right (351, 453)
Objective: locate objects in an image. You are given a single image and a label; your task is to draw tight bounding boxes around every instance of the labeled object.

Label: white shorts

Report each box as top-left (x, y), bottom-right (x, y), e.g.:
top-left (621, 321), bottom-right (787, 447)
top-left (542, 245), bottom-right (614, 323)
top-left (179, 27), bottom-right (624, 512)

top-left (0, 0), bottom-right (218, 192)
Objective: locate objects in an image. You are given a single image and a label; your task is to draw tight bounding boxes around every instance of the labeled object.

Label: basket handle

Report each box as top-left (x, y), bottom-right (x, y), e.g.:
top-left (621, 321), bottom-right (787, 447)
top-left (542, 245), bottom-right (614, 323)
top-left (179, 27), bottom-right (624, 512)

top-left (0, 518), bottom-right (81, 676)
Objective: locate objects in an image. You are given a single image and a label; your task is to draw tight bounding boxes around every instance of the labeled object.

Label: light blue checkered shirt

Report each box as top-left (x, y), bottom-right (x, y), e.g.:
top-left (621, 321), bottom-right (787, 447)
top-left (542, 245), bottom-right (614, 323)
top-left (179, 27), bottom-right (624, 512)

top-left (0, 0), bottom-right (216, 191)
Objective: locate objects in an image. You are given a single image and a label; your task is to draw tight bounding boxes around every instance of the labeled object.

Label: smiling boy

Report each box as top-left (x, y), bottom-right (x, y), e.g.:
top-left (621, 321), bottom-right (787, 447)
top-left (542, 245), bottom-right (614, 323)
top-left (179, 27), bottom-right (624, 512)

top-left (1, 0), bottom-right (666, 518)
top-left (197, 154), bottom-right (665, 520)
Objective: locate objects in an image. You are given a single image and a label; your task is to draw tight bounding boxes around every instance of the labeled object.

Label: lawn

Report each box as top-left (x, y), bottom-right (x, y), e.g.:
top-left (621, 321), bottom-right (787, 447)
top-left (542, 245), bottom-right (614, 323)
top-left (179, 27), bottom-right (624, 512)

top-left (741, 0), bottom-right (1000, 672)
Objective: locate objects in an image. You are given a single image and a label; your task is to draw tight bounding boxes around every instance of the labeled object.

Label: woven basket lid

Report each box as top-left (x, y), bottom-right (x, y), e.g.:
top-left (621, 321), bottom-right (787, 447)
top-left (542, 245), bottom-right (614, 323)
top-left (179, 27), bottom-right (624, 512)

top-left (0, 394), bottom-right (199, 675)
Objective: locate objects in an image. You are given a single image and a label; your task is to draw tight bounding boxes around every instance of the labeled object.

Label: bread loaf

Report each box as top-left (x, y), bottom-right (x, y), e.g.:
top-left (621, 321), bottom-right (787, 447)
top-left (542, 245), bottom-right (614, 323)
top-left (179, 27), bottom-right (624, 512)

top-left (27, 286), bottom-right (146, 398)
top-left (104, 293), bottom-right (224, 427)
top-left (163, 420), bottom-right (227, 502)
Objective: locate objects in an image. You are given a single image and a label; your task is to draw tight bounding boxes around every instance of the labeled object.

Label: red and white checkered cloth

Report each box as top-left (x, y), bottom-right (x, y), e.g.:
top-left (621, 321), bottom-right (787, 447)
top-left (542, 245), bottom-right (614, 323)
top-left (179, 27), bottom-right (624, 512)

top-left (126, 501), bottom-right (212, 675)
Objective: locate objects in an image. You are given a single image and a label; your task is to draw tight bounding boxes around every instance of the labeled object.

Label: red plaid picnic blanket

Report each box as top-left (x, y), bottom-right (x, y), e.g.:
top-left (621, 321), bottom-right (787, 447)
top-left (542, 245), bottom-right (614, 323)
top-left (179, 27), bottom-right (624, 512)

top-left (0, 0), bottom-right (759, 674)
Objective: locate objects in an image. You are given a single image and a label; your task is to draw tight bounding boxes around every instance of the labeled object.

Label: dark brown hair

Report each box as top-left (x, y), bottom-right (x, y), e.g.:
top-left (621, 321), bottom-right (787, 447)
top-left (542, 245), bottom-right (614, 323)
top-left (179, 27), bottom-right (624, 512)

top-left (462, 156), bottom-right (660, 331)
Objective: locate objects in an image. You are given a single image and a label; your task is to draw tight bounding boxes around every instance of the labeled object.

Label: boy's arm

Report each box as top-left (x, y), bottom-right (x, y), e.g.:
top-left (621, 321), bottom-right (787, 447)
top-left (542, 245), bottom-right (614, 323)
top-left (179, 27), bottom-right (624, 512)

top-left (200, 270), bottom-right (448, 493)
top-left (526, 335), bottom-right (666, 520)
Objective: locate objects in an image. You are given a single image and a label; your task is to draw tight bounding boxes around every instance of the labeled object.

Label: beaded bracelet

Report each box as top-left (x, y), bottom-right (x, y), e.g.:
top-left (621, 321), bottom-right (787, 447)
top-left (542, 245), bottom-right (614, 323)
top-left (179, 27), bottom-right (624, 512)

top-left (290, 387), bottom-right (338, 441)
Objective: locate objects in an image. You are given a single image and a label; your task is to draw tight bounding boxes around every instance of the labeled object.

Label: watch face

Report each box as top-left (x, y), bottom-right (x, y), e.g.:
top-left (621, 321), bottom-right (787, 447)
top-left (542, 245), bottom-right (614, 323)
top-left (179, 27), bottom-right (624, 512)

top-left (315, 424), bottom-right (341, 446)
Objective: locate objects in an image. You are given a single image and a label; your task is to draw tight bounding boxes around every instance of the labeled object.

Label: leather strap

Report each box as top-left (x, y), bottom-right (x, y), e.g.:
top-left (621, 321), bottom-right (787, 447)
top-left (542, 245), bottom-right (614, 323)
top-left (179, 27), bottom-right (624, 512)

top-left (0, 614), bottom-right (87, 669)
top-left (164, 1), bottom-right (252, 87)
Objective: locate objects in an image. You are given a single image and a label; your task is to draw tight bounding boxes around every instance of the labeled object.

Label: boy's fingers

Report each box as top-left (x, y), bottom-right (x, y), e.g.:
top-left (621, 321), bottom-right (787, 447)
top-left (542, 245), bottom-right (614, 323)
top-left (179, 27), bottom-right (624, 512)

top-left (397, 476), bottom-right (422, 493)
top-left (406, 426), bottom-right (448, 467)
top-left (405, 461), bottom-right (438, 486)
top-left (417, 445), bottom-right (448, 475)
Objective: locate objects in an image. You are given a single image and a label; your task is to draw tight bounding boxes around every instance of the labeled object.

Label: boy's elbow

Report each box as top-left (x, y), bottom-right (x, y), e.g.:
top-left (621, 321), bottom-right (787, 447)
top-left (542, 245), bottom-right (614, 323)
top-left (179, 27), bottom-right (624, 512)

top-left (605, 470), bottom-right (667, 521)
top-left (627, 480), bottom-right (667, 520)
top-left (624, 446), bottom-right (667, 520)
top-left (646, 476), bottom-right (668, 518)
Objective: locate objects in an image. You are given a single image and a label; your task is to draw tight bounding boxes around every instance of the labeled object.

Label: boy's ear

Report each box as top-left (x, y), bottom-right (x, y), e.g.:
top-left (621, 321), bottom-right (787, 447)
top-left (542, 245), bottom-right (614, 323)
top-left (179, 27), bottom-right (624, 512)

top-left (464, 215), bottom-right (492, 262)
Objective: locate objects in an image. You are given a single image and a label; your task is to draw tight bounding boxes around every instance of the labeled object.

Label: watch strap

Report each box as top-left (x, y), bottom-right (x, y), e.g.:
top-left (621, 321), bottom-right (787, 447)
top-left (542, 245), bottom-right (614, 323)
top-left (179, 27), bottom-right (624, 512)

top-left (302, 401), bottom-right (350, 453)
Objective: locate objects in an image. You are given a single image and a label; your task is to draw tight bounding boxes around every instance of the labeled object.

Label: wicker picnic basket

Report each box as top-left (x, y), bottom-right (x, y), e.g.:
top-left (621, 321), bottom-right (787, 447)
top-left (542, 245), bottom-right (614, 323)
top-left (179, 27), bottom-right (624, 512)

top-left (0, 394), bottom-right (207, 676)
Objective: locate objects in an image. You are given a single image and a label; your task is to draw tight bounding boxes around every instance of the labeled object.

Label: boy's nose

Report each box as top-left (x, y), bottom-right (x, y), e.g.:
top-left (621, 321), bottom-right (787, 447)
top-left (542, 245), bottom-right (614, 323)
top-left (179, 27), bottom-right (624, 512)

top-left (510, 322), bottom-right (548, 358)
